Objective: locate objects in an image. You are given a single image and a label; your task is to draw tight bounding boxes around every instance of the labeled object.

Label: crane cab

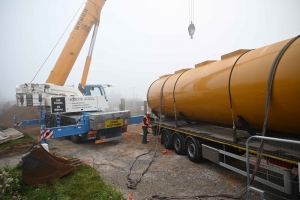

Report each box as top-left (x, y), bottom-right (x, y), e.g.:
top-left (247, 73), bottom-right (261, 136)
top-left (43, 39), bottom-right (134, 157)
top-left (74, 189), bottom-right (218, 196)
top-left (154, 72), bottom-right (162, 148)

top-left (84, 85), bottom-right (108, 101)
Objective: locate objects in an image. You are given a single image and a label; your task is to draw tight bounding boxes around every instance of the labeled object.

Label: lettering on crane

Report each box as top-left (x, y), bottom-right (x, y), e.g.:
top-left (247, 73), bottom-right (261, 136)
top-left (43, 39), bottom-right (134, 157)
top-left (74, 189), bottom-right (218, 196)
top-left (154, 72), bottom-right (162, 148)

top-left (51, 97), bottom-right (66, 113)
top-left (75, 9), bottom-right (88, 30)
top-left (105, 119), bottom-right (123, 128)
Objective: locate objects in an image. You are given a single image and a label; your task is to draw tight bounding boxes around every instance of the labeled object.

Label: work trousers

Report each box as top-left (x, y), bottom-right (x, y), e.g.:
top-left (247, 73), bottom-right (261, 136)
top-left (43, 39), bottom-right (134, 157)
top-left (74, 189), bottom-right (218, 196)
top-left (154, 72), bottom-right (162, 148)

top-left (142, 126), bottom-right (148, 144)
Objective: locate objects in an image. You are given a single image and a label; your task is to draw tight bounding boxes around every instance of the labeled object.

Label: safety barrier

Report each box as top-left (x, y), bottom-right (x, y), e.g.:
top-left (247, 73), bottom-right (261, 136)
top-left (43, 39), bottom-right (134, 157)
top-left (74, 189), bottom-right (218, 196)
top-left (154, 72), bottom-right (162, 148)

top-left (130, 115), bottom-right (143, 124)
top-left (246, 136), bottom-right (300, 199)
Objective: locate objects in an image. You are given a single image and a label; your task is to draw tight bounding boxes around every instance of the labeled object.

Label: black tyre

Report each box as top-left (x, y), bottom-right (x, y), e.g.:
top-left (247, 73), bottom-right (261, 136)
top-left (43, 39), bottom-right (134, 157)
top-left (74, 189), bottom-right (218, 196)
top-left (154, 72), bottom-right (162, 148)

top-left (172, 133), bottom-right (185, 155)
top-left (50, 115), bottom-right (57, 127)
top-left (186, 137), bottom-right (201, 163)
top-left (45, 115), bottom-right (51, 128)
top-left (71, 134), bottom-right (82, 144)
top-left (162, 129), bottom-right (173, 149)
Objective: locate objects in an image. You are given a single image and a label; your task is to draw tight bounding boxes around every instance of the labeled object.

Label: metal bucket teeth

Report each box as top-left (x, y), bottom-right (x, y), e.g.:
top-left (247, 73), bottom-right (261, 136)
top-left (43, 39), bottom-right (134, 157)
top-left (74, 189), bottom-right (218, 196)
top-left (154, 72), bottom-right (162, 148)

top-left (22, 144), bottom-right (82, 185)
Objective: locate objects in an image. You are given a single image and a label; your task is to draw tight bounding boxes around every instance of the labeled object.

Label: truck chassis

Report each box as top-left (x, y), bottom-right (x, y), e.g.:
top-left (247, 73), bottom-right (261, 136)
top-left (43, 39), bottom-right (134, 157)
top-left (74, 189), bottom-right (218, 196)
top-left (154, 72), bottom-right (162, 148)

top-left (14, 106), bottom-right (133, 144)
top-left (154, 119), bottom-right (300, 199)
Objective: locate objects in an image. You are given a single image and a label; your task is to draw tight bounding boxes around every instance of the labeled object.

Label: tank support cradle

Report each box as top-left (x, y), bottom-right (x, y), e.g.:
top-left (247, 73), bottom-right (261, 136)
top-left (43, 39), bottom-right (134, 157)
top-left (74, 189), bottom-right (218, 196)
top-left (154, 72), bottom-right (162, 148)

top-left (237, 116), bottom-right (256, 136)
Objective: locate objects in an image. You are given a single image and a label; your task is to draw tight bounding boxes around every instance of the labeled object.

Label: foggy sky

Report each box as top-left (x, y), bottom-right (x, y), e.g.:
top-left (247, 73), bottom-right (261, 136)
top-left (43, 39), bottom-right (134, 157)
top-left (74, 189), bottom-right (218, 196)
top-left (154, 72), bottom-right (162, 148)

top-left (0, 0), bottom-right (300, 102)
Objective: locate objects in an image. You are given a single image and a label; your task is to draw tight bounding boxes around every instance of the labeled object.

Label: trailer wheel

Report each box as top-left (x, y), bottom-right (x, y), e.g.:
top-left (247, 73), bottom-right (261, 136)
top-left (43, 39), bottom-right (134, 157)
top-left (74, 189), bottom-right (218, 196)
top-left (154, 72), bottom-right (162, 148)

top-left (186, 137), bottom-right (201, 163)
top-left (172, 133), bottom-right (185, 155)
top-left (71, 134), bottom-right (82, 144)
top-left (162, 129), bottom-right (173, 149)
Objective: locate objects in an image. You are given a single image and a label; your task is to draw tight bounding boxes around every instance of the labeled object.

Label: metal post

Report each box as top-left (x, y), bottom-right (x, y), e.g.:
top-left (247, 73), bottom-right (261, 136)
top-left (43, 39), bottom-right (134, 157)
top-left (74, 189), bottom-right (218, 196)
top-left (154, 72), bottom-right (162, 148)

top-left (144, 101), bottom-right (147, 114)
top-left (246, 137), bottom-right (251, 194)
top-left (249, 186), bottom-right (266, 200)
top-left (246, 136), bottom-right (300, 196)
top-left (299, 162), bottom-right (300, 193)
top-left (223, 145), bottom-right (226, 164)
top-left (266, 157), bottom-right (270, 181)
top-left (283, 169), bottom-right (292, 194)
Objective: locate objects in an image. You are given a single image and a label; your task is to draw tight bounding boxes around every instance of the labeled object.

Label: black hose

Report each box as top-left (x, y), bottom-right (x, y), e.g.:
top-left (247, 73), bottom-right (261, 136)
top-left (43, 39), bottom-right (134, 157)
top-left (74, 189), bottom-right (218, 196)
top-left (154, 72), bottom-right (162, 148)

top-left (126, 76), bottom-right (171, 189)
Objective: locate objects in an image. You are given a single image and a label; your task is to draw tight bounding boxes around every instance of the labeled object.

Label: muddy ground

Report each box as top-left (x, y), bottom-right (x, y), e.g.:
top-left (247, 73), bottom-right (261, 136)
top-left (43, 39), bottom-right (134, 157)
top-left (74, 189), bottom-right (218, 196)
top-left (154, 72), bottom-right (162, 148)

top-left (0, 106), bottom-right (247, 200)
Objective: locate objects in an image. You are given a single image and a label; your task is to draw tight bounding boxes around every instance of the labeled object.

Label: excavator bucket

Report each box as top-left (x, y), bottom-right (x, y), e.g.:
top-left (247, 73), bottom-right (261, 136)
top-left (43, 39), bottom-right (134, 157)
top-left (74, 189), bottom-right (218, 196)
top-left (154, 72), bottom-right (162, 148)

top-left (21, 144), bottom-right (82, 185)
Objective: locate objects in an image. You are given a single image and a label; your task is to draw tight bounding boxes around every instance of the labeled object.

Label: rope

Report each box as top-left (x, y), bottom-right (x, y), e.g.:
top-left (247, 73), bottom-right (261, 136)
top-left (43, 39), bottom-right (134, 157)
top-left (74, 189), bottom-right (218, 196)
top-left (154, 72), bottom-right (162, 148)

top-left (228, 49), bottom-right (254, 140)
top-left (230, 35), bottom-right (300, 199)
top-left (173, 70), bottom-right (189, 128)
top-left (248, 34), bottom-right (300, 188)
top-left (30, 0), bottom-right (86, 83)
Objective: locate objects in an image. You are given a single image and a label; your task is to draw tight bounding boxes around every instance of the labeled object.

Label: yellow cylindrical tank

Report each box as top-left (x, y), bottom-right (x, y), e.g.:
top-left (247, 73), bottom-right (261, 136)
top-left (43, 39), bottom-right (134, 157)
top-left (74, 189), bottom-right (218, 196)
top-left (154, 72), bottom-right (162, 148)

top-left (147, 36), bottom-right (300, 134)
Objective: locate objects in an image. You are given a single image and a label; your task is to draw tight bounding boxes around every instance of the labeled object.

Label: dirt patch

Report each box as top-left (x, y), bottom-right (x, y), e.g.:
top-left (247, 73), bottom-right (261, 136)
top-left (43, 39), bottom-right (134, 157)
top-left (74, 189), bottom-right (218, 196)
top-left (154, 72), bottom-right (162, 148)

top-left (0, 142), bottom-right (36, 159)
top-left (0, 105), bottom-right (40, 128)
top-left (0, 106), bottom-right (40, 158)
top-left (0, 106), bottom-right (247, 199)
top-left (42, 131), bottom-right (246, 200)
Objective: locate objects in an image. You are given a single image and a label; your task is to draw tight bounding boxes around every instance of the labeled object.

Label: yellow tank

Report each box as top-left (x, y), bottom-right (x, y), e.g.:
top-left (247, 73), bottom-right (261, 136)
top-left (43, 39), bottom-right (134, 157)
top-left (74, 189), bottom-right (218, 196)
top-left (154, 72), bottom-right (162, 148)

top-left (147, 36), bottom-right (300, 134)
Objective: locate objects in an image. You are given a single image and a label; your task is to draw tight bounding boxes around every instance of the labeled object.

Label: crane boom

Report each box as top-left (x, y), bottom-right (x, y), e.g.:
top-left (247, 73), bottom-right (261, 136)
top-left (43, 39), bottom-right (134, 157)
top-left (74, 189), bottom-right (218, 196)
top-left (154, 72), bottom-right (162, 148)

top-left (46, 0), bottom-right (106, 86)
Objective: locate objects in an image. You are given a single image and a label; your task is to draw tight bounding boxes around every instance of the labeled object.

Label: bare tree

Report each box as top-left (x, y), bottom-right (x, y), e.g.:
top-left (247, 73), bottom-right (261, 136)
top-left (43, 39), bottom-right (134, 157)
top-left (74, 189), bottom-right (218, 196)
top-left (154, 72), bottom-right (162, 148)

top-left (1, 101), bottom-right (11, 113)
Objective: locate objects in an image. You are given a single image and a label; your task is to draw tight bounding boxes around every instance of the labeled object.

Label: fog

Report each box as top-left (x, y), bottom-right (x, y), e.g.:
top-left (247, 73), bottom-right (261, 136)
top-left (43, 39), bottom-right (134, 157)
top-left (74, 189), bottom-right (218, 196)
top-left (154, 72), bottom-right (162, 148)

top-left (0, 0), bottom-right (300, 104)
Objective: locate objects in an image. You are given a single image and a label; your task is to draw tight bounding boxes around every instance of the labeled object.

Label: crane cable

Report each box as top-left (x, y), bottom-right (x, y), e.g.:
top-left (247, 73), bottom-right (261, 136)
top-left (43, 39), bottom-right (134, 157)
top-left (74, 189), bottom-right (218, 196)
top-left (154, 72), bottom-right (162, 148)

top-left (189, 0), bottom-right (194, 23)
top-left (30, 0), bottom-right (86, 83)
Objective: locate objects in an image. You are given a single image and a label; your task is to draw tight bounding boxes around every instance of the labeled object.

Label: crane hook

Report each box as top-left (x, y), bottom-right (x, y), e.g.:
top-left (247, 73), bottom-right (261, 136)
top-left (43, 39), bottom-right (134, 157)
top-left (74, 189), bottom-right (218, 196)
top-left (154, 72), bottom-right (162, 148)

top-left (188, 21), bottom-right (195, 39)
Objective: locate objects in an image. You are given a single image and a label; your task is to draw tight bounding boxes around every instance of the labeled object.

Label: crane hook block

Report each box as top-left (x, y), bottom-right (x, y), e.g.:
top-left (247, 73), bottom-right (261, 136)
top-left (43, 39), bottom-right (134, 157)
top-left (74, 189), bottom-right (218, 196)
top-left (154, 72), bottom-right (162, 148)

top-left (188, 22), bottom-right (195, 39)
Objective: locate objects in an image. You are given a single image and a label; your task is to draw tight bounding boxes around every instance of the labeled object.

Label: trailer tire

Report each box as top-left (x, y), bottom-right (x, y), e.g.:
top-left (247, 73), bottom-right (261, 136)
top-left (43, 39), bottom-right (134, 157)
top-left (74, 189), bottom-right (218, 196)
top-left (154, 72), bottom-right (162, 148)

top-left (162, 129), bottom-right (173, 150)
top-left (71, 134), bottom-right (82, 144)
top-left (172, 133), bottom-right (185, 155)
top-left (186, 137), bottom-right (201, 163)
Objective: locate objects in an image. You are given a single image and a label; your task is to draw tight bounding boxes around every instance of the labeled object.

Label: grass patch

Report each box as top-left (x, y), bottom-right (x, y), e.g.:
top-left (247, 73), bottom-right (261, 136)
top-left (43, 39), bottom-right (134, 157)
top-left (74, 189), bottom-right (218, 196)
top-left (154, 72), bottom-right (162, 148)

top-left (1, 164), bottom-right (126, 200)
top-left (0, 123), bottom-right (8, 130)
top-left (0, 133), bottom-right (36, 151)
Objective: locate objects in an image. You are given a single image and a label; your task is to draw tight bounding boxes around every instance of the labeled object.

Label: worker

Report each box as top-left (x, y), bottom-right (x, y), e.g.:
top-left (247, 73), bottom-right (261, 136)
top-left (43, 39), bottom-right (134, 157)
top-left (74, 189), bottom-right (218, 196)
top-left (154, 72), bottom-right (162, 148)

top-left (142, 112), bottom-right (151, 144)
top-left (188, 21), bottom-right (195, 39)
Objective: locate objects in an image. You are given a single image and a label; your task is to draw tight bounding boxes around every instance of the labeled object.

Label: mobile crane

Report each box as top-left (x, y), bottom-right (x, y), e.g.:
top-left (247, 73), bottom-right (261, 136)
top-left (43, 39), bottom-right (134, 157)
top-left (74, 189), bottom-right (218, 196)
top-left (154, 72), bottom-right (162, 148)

top-left (14, 0), bottom-right (132, 145)
top-left (13, 0), bottom-right (135, 185)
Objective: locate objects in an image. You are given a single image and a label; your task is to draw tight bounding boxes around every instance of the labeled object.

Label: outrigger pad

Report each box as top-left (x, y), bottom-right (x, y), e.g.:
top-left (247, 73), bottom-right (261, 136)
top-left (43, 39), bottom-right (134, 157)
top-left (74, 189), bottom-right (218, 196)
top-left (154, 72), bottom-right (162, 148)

top-left (21, 144), bottom-right (82, 185)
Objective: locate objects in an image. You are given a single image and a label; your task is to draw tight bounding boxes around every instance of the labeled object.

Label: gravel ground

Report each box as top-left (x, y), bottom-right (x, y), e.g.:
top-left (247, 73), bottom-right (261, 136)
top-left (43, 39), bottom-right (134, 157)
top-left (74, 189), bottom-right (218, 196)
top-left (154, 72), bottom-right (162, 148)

top-left (0, 124), bottom-right (249, 200)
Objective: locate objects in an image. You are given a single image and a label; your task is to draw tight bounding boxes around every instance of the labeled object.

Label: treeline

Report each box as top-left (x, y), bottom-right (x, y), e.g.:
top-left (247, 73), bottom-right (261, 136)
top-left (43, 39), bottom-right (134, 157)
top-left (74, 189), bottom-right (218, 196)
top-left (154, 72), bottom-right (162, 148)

top-left (0, 101), bottom-right (12, 114)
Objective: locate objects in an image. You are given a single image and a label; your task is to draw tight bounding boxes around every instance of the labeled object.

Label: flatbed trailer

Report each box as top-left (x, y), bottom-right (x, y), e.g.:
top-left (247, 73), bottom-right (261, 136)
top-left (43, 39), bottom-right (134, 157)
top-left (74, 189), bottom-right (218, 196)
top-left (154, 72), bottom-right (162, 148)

top-left (153, 118), bottom-right (300, 199)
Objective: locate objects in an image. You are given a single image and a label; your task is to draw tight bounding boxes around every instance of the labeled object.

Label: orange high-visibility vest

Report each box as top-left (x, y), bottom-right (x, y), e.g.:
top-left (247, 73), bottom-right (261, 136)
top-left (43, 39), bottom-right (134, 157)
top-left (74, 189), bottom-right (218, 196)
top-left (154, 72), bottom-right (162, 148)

top-left (142, 116), bottom-right (150, 127)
